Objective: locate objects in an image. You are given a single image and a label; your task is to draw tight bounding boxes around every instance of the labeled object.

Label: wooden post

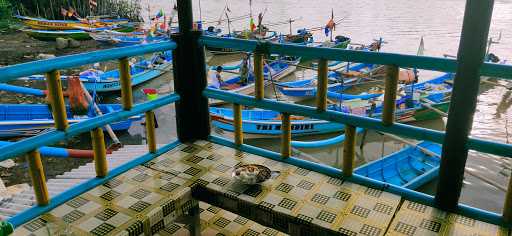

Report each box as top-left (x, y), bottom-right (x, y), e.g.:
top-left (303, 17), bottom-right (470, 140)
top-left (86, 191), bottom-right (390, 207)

top-left (503, 176), bottom-right (512, 223)
top-left (435, 0), bottom-right (494, 210)
top-left (171, 0), bottom-right (210, 143)
top-left (26, 150), bottom-right (49, 205)
top-left (316, 59), bottom-right (328, 111)
top-left (343, 125), bottom-right (356, 177)
top-left (254, 53), bottom-right (264, 100)
top-left (119, 57), bottom-right (133, 110)
top-left (233, 104), bottom-right (243, 145)
top-left (91, 128), bottom-right (108, 177)
top-left (45, 70), bottom-right (68, 131)
top-left (382, 65), bottom-right (399, 126)
top-left (145, 111), bottom-right (157, 153)
top-left (281, 113), bottom-right (291, 158)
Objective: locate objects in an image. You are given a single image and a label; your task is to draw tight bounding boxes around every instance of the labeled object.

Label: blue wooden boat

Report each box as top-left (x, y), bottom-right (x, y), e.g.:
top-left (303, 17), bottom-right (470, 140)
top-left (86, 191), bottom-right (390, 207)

top-left (354, 141), bottom-right (442, 189)
top-left (208, 56), bottom-right (300, 105)
top-left (205, 29), bottom-right (277, 53)
top-left (91, 33), bottom-right (169, 47)
top-left (0, 104), bottom-right (142, 138)
top-left (210, 107), bottom-right (343, 138)
top-left (211, 73), bottom-right (454, 138)
top-left (24, 52), bottom-right (173, 92)
top-left (80, 52), bottom-right (172, 92)
top-left (276, 63), bottom-right (379, 101)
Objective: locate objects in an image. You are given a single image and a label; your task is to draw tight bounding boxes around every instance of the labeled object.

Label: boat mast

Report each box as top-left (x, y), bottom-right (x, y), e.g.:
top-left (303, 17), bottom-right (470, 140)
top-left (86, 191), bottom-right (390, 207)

top-left (198, 0), bottom-right (203, 24)
top-left (330, 9), bottom-right (334, 42)
top-left (289, 18), bottom-right (292, 35)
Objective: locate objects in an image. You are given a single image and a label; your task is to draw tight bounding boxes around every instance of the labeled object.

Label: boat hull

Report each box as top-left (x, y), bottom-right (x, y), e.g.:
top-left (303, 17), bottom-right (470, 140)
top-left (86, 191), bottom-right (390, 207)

top-left (210, 101), bottom-right (450, 139)
top-left (83, 62), bottom-right (172, 92)
top-left (0, 104), bottom-right (142, 138)
top-left (211, 114), bottom-right (344, 139)
top-left (17, 15), bottom-right (127, 31)
top-left (354, 141), bottom-right (442, 189)
top-left (209, 62), bottom-right (298, 105)
top-left (25, 29), bottom-right (92, 41)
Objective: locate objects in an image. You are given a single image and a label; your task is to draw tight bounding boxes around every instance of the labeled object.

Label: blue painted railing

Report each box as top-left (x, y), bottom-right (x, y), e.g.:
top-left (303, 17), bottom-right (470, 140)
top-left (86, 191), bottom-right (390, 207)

top-left (204, 88), bottom-right (512, 158)
top-left (0, 42), bottom-right (180, 231)
top-left (200, 36), bottom-right (512, 79)
top-left (199, 36), bottom-right (512, 227)
top-left (0, 33), bottom-right (511, 232)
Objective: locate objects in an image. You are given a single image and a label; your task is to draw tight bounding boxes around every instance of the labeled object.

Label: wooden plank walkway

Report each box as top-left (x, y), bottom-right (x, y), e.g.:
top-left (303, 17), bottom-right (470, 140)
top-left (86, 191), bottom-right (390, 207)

top-left (8, 141), bottom-right (511, 235)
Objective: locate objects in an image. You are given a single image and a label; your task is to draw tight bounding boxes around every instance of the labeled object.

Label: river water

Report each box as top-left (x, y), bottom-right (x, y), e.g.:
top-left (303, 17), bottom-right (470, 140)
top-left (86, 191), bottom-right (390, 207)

top-left (130, 0), bottom-right (512, 213)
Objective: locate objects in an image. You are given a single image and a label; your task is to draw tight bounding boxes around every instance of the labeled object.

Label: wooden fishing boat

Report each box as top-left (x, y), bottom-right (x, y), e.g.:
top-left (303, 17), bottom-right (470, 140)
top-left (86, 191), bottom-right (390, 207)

top-left (232, 30), bottom-right (278, 40)
top-left (23, 29), bottom-right (92, 41)
top-left (90, 31), bottom-right (169, 47)
top-left (24, 52), bottom-right (173, 92)
top-left (0, 104), bottom-right (142, 138)
top-left (210, 99), bottom-right (449, 139)
top-left (211, 73), bottom-right (453, 138)
top-left (354, 141), bottom-right (442, 189)
top-left (15, 15), bottom-right (128, 30)
top-left (276, 63), bottom-right (378, 101)
top-left (278, 29), bottom-right (314, 45)
top-left (208, 56), bottom-right (300, 105)
top-left (79, 52), bottom-right (173, 92)
top-left (210, 107), bottom-right (344, 139)
top-left (205, 28), bottom-right (276, 53)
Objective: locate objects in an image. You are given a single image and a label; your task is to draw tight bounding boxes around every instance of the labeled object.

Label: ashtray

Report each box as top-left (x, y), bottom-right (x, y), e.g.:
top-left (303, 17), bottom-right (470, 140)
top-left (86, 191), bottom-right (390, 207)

top-left (232, 164), bottom-right (279, 184)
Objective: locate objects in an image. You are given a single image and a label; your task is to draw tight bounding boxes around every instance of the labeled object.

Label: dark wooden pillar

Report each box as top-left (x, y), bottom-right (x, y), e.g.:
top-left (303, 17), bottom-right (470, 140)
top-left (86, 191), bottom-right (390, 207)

top-left (171, 0), bottom-right (210, 142)
top-left (435, 0), bottom-right (494, 209)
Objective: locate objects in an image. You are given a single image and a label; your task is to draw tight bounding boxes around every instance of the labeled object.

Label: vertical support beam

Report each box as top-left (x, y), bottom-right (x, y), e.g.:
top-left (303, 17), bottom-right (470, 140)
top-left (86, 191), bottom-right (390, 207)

top-left (91, 128), bottom-right (108, 177)
top-left (187, 203), bottom-right (201, 236)
top-left (45, 70), bottom-right (68, 131)
top-left (382, 65), bottom-right (399, 126)
top-left (281, 113), bottom-right (291, 158)
top-left (435, 0), bottom-right (494, 210)
top-left (254, 53), bottom-right (264, 100)
top-left (233, 104), bottom-right (243, 145)
top-left (171, 0), bottom-right (210, 142)
top-left (145, 111), bottom-right (157, 153)
top-left (503, 176), bottom-right (512, 223)
top-left (343, 125), bottom-right (356, 177)
top-left (119, 57), bottom-right (133, 110)
top-left (316, 59), bottom-right (328, 111)
top-left (26, 150), bottom-right (49, 205)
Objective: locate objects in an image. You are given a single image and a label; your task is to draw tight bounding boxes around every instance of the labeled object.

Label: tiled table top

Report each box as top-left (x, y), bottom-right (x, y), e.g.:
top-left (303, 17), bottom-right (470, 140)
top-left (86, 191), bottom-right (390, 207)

top-left (12, 141), bottom-right (510, 236)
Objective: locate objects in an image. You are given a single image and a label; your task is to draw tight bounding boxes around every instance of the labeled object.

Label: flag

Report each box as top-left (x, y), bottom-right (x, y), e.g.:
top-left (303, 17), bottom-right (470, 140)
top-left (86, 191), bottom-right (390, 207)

top-left (250, 17), bottom-right (256, 32)
top-left (67, 7), bottom-right (77, 18)
top-left (156, 9), bottom-right (164, 19)
top-left (324, 9), bottom-right (335, 36)
top-left (161, 15), bottom-right (167, 31)
top-left (60, 7), bottom-right (68, 17)
top-left (89, 0), bottom-right (97, 9)
top-left (324, 19), bottom-right (334, 36)
top-left (417, 36), bottom-right (424, 56)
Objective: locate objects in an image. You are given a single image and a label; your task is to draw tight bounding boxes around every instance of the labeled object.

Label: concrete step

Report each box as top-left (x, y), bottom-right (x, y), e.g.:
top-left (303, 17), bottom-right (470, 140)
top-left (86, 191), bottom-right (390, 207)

top-left (0, 144), bottom-right (153, 219)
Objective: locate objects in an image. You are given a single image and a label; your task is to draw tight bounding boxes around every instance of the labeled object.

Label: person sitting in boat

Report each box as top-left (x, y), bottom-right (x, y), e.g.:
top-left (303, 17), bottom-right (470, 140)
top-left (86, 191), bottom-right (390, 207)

top-left (264, 61), bottom-right (276, 78)
top-left (153, 52), bottom-right (167, 65)
top-left (79, 63), bottom-right (104, 80)
top-left (211, 66), bottom-right (227, 89)
top-left (239, 53), bottom-right (251, 86)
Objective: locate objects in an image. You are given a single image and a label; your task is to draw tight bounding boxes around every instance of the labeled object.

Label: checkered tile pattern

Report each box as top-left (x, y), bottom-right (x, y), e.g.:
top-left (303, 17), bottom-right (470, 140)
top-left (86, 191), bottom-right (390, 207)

top-left (13, 141), bottom-right (509, 236)
top-left (387, 200), bottom-right (509, 236)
